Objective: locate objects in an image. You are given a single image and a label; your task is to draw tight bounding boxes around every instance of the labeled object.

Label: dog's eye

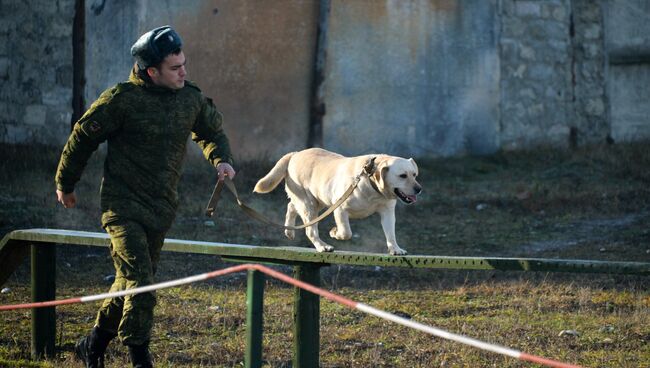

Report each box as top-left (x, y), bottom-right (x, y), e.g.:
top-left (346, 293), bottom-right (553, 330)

top-left (400, 174), bottom-right (407, 178)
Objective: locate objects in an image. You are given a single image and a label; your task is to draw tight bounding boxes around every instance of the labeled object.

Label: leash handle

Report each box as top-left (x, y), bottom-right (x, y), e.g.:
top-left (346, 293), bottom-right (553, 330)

top-left (205, 179), bottom-right (224, 217)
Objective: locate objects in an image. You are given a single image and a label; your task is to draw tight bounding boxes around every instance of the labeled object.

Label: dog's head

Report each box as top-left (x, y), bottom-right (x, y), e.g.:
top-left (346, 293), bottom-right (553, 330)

top-left (372, 156), bottom-right (422, 204)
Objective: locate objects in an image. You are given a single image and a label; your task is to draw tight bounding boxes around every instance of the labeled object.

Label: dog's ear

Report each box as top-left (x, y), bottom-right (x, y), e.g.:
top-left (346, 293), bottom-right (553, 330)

top-left (373, 159), bottom-right (391, 196)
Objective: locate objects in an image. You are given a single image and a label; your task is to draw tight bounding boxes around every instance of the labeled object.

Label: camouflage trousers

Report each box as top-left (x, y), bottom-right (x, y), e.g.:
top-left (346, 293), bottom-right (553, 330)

top-left (94, 218), bottom-right (167, 346)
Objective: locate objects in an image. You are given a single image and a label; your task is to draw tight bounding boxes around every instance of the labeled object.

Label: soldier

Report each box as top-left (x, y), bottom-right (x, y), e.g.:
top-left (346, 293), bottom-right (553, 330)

top-left (55, 25), bottom-right (236, 368)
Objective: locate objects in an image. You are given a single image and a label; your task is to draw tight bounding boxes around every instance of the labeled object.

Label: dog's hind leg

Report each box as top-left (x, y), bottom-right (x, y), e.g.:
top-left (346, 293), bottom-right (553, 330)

top-left (329, 208), bottom-right (352, 240)
top-left (284, 201), bottom-right (298, 240)
top-left (296, 203), bottom-right (334, 253)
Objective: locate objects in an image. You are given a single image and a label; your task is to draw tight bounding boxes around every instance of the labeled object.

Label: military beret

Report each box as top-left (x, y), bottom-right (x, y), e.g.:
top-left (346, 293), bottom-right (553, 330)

top-left (131, 25), bottom-right (183, 69)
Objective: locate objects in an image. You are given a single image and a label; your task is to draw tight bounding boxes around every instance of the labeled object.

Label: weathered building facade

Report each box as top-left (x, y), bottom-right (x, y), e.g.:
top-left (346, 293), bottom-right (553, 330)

top-left (1, 0), bottom-right (648, 159)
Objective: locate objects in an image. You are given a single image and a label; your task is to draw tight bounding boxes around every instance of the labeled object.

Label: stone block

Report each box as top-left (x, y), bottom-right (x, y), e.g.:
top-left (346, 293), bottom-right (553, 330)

top-left (0, 101), bottom-right (9, 117)
top-left (551, 4), bottom-right (568, 22)
top-left (0, 34), bottom-right (9, 54)
top-left (0, 18), bottom-right (15, 34)
top-left (520, 45), bottom-right (536, 60)
top-left (2, 123), bottom-right (30, 143)
top-left (51, 18), bottom-right (72, 38)
top-left (547, 124), bottom-right (570, 144)
top-left (42, 87), bottom-right (72, 106)
top-left (47, 107), bottom-right (72, 128)
top-left (0, 57), bottom-right (9, 78)
top-left (582, 24), bottom-right (601, 40)
top-left (583, 43), bottom-right (602, 59)
top-left (500, 39), bottom-right (518, 61)
top-left (21, 64), bottom-right (41, 84)
top-left (519, 87), bottom-right (536, 99)
top-left (500, 0), bottom-right (515, 16)
top-left (502, 19), bottom-right (526, 37)
top-left (56, 65), bottom-right (73, 87)
top-left (515, 1), bottom-right (541, 17)
top-left (577, 3), bottom-right (601, 22)
top-left (548, 40), bottom-right (569, 52)
top-left (0, 0), bottom-right (28, 14)
top-left (585, 98), bottom-right (605, 116)
top-left (528, 63), bottom-right (554, 80)
top-left (24, 104), bottom-right (47, 126)
top-left (507, 64), bottom-right (526, 78)
top-left (33, 0), bottom-right (59, 14)
top-left (56, 0), bottom-right (76, 15)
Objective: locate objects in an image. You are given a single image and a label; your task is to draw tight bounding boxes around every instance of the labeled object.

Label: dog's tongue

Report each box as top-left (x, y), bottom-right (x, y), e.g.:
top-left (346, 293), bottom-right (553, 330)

top-left (406, 195), bottom-right (417, 203)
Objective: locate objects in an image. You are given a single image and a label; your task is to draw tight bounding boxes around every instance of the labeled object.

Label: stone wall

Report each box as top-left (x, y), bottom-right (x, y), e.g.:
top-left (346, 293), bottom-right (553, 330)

top-left (498, 0), bottom-right (609, 150)
top-left (571, 0), bottom-right (608, 145)
top-left (605, 0), bottom-right (650, 143)
top-left (0, 0), bottom-right (75, 145)
top-left (1, 0), bottom-right (647, 157)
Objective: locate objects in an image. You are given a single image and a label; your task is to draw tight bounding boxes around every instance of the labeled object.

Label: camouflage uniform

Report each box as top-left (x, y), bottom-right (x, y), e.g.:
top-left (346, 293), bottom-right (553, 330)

top-left (55, 68), bottom-right (233, 345)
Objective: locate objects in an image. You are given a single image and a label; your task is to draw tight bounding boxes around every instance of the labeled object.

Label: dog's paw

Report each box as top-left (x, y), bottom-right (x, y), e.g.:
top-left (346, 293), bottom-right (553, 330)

top-left (329, 226), bottom-right (352, 240)
top-left (389, 247), bottom-right (408, 256)
top-left (284, 229), bottom-right (295, 240)
top-left (329, 227), bottom-right (337, 238)
top-left (315, 244), bottom-right (334, 252)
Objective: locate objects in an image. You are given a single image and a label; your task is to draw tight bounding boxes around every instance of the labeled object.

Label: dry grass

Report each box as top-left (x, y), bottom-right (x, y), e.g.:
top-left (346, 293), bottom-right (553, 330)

top-left (1, 141), bottom-right (649, 367)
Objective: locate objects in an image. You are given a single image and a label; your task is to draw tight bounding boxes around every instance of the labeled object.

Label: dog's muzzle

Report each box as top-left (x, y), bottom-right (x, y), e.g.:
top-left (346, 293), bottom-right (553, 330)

top-left (394, 185), bottom-right (421, 204)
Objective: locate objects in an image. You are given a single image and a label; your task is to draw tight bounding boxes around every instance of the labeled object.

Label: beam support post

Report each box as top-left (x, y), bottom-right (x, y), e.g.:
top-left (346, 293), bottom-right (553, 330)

top-left (292, 263), bottom-right (321, 368)
top-left (31, 243), bottom-right (56, 359)
top-left (245, 268), bottom-right (265, 368)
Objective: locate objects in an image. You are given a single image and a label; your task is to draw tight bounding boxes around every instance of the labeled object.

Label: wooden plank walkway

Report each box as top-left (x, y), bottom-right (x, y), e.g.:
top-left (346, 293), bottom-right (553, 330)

top-left (3, 228), bottom-right (649, 286)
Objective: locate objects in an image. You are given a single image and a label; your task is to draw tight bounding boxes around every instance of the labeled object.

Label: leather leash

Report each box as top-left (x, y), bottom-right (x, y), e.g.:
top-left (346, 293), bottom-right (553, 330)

top-left (205, 157), bottom-right (377, 230)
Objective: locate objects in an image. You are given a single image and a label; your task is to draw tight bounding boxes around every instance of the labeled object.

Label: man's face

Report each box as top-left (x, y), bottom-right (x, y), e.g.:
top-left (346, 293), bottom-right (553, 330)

top-left (148, 51), bottom-right (186, 90)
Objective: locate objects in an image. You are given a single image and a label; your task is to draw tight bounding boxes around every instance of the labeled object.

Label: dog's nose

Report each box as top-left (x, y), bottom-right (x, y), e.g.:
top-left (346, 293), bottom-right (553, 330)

top-left (414, 185), bottom-right (422, 194)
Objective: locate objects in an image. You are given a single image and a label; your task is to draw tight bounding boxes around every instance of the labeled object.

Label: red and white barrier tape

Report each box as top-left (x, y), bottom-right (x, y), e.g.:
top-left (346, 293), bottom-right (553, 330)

top-left (0, 263), bottom-right (581, 368)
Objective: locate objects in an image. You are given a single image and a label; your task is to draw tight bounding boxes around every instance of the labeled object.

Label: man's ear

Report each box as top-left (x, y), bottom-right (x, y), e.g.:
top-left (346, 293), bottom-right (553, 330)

top-left (146, 67), bottom-right (158, 79)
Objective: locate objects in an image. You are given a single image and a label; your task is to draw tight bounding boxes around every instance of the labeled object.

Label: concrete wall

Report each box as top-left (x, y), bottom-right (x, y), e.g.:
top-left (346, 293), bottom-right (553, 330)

top-left (323, 0), bottom-right (500, 157)
top-left (84, 0), bottom-right (318, 161)
top-left (0, 0), bottom-right (75, 145)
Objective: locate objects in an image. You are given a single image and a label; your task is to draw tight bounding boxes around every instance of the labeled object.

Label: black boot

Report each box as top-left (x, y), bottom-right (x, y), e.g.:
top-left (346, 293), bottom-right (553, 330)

top-left (127, 341), bottom-right (153, 368)
top-left (74, 327), bottom-right (116, 368)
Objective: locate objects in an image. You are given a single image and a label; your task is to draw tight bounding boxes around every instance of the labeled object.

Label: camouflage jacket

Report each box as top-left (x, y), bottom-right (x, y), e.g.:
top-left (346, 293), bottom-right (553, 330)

top-left (55, 69), bottom-right (234, 231)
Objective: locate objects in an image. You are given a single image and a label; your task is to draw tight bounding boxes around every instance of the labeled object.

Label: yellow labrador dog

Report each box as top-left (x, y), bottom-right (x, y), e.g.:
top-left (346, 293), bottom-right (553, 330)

top-left (254, 148), bottom-right (421, 255)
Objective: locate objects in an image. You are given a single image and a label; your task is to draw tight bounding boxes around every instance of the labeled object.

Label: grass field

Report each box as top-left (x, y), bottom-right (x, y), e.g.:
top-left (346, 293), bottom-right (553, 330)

top-left (0, 142), bottom-right (649, 367)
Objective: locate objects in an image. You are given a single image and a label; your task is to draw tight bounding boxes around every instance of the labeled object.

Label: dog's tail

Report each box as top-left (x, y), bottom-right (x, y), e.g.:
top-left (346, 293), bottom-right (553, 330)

top-left (253, 152), bottom-right (295, 193)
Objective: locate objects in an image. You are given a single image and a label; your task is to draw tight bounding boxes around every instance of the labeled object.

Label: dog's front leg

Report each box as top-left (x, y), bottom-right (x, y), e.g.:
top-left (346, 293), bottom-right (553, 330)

top-left (379, 207), bottom-right (407, 255)
top-left (305, 223), bottom-right (334, 252)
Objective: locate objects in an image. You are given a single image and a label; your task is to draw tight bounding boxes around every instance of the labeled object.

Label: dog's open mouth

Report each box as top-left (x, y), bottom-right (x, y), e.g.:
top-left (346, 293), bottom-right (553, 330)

top-left (394, 188), bottom-right (418, 204)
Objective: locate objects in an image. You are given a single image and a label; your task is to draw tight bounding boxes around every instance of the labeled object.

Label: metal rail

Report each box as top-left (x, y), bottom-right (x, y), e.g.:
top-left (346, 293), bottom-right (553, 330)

top-left (1, 228), bottom-right (649, 366)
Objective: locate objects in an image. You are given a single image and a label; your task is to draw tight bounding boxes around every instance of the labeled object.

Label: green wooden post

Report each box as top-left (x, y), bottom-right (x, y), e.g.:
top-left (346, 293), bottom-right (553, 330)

top-left (31, 243), bottom-right (56, 359)
top-left (245, 269), bottom-right (264, 368)
top-left (293, 264), bottom-right (321, 368)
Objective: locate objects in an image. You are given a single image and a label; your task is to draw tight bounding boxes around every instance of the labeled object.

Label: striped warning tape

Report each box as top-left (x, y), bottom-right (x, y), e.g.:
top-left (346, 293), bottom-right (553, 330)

top-left (0, 263), bottom-right (581, 368)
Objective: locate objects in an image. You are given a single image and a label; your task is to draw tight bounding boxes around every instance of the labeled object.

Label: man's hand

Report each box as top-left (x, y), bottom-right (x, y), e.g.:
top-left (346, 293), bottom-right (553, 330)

top-left (56, 190), bottom-right (77, 208)
top-left (216, 162), bottom-right (236, 182)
